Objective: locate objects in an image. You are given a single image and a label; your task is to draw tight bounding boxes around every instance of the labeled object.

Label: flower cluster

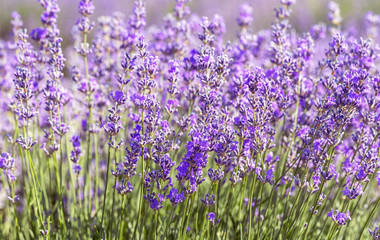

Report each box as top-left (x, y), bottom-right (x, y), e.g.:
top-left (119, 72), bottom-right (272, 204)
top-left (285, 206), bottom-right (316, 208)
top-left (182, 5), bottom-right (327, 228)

top-left (0, 0), bottom-right (380, 239)
top-left (328, 209), bottom-right (351, 225)
top-left (0, 153), bottom-right (16, 183)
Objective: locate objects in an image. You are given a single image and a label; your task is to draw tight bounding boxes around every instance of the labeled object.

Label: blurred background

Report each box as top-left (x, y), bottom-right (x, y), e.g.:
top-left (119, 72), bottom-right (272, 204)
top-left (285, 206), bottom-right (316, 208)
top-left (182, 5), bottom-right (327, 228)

top-left (1, 0), bottom-right (379, 40)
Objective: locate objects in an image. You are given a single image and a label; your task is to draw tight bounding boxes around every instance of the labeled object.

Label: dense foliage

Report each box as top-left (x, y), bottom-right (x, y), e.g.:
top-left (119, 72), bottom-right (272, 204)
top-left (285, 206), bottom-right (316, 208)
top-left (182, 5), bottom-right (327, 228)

top-left (1, 0), bottom-right (380, 239)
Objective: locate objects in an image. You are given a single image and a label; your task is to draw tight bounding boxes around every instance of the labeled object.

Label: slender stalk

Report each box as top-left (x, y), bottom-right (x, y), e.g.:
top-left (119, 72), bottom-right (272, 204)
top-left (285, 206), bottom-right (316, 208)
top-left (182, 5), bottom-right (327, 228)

top-left (101, 146), bottom-right (112, 234)
top-left (164, 206), bottom-right (175, 238)
top-left (328, 224), bottom-right (338, 240)
top-left (357, 196), bottom-right (380, 239)
top-left (200, 206), bottom-right (209, 239)
top-left (248, 153), bottom-right (260, 239)
top-left (108, 149), bottom-right (118, 238)
top-left (94, 134), bottom-right (100, 211)
top-left (238, 176), bottom-right (247, 220)
top-left (119, 195), bottom-right (125, 240)
top-left (26, 150), bottom-right (46, 234)
top-left (224, 186), bottom-right (234, 240)
top-left (10, 182), bottom-right (21, 240)
top-left (83, 29), bottom-right (94, 224)
top-left (184, 194), bottom-right (195, 239)
top-left (59, 137), bottom-right (67, 237)
top-left (303, 179), bottom-right (326, 239)
top-left (179, 195), bottom-right (190, 239)
top-left (64, 107), bottom-right (78, 224)
top-left (133, 109), bottom-right (145, 239)
top-left (257, 183), bottom-right (265, 239)
top-left (154, 211), bottom-right (158, 240)
top-left (133, 151), bottom-right (145, 238)
top-left (86, 132), bottom-right (93, 217)
top-left (248, 176), bottom-right (255, 239)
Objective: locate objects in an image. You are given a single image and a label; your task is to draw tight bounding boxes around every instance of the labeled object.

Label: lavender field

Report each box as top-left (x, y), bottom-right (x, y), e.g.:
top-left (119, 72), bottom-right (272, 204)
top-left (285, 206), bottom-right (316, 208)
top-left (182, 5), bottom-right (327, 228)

top-left (1, 0), bottom-right (380, 239)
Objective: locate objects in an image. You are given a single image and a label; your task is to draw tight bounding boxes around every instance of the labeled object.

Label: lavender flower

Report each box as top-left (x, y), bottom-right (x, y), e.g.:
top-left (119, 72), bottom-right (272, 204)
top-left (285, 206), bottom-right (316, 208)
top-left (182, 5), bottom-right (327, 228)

top-left (201, 193), bottom-right (215, 206)
top-left (328, 209), bottom-right (351, 225)
top-left (1, 1), bottom-right (380, 239)
top-left (166, 188), bottom-right (185, 206)
top-left (115, 180), bottom-right (133, 195)
top-left (369, 226), bottom-right (380, 240)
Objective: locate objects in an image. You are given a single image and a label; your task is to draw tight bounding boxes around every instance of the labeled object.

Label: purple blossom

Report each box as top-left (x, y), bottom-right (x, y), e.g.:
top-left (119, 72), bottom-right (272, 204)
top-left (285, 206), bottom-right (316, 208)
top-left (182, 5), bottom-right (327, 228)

top-left (328, 209), bottom-right (351, 225)
top-left (166, 188), bottom-right (185, 206)
top-left (0, 153), bottom-right (15, 170)
top-left (144, 190), bottom-right (164, 211)
top-left (208, 212), bottom-right (215, 223)
top-left (110, 91), bottom-right (127, 105)
top-left (201, 193), bottom-right (215, 207)
top-left (237, 4), bottom-right (253, 27)
top-left (369, 226), bottom-right (380, 240)
top-left (343, 185), bottom-right (363, 200)
top-left (2, 0), bottom-right (380, 238)
top-left (115, 180), bottom-right (134, 195)
top-left (207, 212), bottom-right (220, 225)
top-left (73, 164), bottom-right (82, 176)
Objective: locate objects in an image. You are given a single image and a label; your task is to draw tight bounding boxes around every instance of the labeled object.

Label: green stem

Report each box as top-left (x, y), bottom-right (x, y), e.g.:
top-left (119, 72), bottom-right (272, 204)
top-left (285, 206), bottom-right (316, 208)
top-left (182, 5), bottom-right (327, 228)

top-left (303, 179), bottom-right (326, 239)
top-left (64, 107), bottom-right (78, 224)
top-left (10, 182), bottom-right (21, 240)
top-left (164, 206), bottom-right (175, 238)
top-left (26, 150), bottom-right (46, 234)
top-left (328, 224), bottom-right (338, 240)
top-left (119, 195), bottom-right (125, 240)
top-left (224, 186), bottom-right (234, 240)
top-left (101, 146), bottom-right (112, 235)
top-left (200, 206), bottom-right (209, 239)
top-left (180, 195), bottom-right (190, 239)
top-left (214, 182), bottom-right (218, 218)
top-left (357, 196), bottom-right (380, 239)
top-left (134, 109), bottom-right (146, 239)
top-left (133, 147), bottom-right (145, 239)
top-left (154, 211), bottom-right (158, 240)
top-left (94, 134), bottom-right (100, 211)
top-left (184, 194), bottom-right (195, 239)
top-left (257, 183), bottom-right (265, 239)
top-left (249, 153), bottom-right (260, 239)
top-left (239, 176), bottom-right (247, 220)
top-left (108, 150), bottom-right (118, 238)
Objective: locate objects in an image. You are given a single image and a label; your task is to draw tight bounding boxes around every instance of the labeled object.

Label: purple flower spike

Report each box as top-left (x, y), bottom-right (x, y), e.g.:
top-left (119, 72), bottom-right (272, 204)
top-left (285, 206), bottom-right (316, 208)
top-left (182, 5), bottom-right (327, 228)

top-left (201, 193), bottom-right (215, 207)
top-left (328, 209), bottom-right (351, 225)
top-left (166, 188), bottom-right (185, 206)
top-left (208, 212), bottom-right (215, 222)
top-left (110, 91), bottom-right (127, 105)
top-left (342, 185), bottom-right (363, 200)
top-left (73, 164), bottom-right (82, 176)
top-left (207, 212), bottom-right (220, 225)
top-left (369, 226), bottom-right (380, 239)
top-left (115, 180), bottom-right (134, 195)
top-left (0, 153), bottom-right (15, 170)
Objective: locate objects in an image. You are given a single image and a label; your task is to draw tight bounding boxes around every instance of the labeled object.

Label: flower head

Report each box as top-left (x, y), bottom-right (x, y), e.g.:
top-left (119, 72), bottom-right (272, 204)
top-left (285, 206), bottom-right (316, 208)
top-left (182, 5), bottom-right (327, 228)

top-left (328, 209), bottom-right (351, 225)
